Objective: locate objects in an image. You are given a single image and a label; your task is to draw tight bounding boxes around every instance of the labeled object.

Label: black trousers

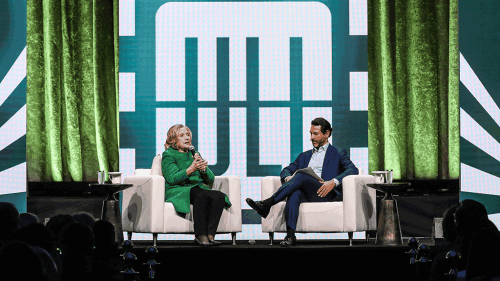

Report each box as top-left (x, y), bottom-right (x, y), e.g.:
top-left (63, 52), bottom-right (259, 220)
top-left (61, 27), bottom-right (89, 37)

top-left (189, 187), bottom-right (226, 236)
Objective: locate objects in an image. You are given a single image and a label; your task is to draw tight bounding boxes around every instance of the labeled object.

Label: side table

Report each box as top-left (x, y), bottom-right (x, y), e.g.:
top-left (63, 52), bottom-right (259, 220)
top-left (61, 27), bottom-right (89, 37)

top-left (89, 183), bottom-right (133, 244)
top-left (367, 182), bottom-right (411, 246)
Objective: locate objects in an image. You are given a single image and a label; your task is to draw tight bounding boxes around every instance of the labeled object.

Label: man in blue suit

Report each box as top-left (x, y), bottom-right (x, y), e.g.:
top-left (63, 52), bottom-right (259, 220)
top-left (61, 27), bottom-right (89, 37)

top-left (246, 117), bottom-right (359, 246)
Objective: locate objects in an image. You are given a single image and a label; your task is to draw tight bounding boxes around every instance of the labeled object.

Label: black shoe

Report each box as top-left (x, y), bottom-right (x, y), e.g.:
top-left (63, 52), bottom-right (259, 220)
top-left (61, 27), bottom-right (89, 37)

top-left (209, 240), bottom-right (221, 246)
top-left (246, 198), bottom-right (271, 218)
top-left (207, 235), bottom-right (221, 246)
top-left (279, 235), bottom-right (297, 247)
top-left (194, 235), bottom-right (211, 246)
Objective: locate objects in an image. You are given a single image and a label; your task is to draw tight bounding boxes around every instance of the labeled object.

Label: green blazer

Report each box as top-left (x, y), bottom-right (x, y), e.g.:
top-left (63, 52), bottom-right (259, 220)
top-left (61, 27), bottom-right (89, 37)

top-left (161, 147), bottom-right (232, 213)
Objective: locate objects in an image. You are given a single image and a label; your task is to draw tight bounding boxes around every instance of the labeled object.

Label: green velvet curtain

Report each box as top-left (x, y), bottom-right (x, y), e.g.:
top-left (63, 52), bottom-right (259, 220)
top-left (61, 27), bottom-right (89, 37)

top-left (26, 0), bottom-right (119, 182)
top-left (368, 0), bottom-right (459, 180)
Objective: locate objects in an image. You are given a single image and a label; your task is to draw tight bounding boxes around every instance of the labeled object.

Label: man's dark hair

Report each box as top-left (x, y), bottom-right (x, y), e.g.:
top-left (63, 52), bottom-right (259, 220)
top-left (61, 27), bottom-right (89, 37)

top-left (311, 117), bottom-right (332, 136)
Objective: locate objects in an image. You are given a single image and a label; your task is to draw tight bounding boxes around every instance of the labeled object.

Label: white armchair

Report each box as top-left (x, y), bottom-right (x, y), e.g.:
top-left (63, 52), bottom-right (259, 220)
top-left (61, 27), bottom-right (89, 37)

top-left (261, 174), bottom-right (376, 246)
top-left (121, 155), bottom-right (242, 246)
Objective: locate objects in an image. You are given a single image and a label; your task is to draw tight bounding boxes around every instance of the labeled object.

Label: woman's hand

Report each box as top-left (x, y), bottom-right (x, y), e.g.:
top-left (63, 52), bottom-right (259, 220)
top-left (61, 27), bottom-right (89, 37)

top-left (187, 154), bottom-right (208, 175)
top-left (194, 153), bottom-right (208, 172)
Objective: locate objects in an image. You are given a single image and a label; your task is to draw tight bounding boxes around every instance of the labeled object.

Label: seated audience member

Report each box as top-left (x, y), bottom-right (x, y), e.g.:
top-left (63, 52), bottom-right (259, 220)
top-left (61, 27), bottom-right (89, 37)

top-left (13, 222), bottom-right (62, 280)
top-left (91, 220), bottom-right (124, 281)
top-left (58, 222), bottom-right (95, 281)
top-left (19, 212), bottom-right (40, 228)
top-left (14, 223), bottom-right (54, 254)
top-left (454, 200), bottom-right (500, 281)
top-left (60, 249), bottom-right (93, 281)
top-left (72, 211), bottom-right (97, 227)
top-left (59, 221), bottom-right (94, 257)
top-left (429, 203), bottom-right (465, 281)
top-left (91, 220), bottom-right (119, 255)
top-left (45, 214), bottom-right (75, 253)
top-left (0, 240), bottom-right (49, 281)
top-left (29, 244), bottom-right (60, 281)
top-left (0, 202), bottom-right (20, 248)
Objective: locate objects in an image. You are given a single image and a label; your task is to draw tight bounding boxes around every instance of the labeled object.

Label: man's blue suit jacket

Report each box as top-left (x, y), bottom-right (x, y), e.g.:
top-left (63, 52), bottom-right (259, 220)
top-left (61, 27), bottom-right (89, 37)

top-left (279, 144), bottom-right (359, 198)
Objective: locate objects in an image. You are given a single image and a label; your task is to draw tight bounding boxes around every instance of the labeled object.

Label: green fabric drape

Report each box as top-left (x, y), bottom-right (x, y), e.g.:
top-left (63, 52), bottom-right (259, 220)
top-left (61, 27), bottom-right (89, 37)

top-left (26, 0), bottom-right (119, 182)
top-left (368, 0), bottom-right (459, 180)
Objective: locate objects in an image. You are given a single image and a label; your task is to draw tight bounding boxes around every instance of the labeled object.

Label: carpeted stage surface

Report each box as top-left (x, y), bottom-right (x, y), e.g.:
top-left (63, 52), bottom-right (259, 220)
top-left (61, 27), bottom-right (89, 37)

top-left (124, 238), bottom-right (436, 280)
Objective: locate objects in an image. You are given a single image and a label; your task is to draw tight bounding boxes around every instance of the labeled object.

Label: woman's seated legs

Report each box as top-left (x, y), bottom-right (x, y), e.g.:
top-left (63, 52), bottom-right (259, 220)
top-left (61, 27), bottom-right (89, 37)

top-left (190, 187), bottom-right (226, 239)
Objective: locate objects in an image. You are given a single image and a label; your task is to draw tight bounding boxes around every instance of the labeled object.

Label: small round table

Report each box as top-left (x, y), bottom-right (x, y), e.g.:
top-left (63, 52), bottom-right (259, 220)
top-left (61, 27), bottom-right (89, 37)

top-left (89, 183), bottom-right (133, 244)
top-left (367, 182), bottom-right (411, 246)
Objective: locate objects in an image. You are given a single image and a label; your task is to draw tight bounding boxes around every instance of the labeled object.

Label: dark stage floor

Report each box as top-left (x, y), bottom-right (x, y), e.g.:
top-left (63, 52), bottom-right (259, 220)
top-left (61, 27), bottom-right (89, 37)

top-left (122, 238), bottom-right (438, 280)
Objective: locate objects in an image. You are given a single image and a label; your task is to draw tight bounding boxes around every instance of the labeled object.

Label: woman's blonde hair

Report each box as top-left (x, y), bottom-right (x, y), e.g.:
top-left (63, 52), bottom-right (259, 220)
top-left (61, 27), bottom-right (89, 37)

top-left (165, 124), bottom-right (192, 150)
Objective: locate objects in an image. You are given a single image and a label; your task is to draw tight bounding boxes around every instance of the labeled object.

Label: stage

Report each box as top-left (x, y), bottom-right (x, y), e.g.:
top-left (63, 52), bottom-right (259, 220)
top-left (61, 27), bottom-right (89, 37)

top-left (26, 181), bottom-right (458, 280)
top-left (122, 237), bottom-right (440, 280)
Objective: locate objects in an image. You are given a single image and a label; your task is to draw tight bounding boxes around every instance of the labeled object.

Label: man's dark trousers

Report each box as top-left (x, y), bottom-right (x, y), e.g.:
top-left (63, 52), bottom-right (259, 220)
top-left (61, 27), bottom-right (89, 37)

top-left (271, 173), bottom-right (341, 230)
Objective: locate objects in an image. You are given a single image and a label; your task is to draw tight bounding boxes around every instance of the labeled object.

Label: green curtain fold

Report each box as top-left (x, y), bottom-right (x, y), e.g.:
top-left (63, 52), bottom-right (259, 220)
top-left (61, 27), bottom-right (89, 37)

top-left (27, 0), bottom-right (119, 182)
top-left (368, 0), bottom-right (459, 180)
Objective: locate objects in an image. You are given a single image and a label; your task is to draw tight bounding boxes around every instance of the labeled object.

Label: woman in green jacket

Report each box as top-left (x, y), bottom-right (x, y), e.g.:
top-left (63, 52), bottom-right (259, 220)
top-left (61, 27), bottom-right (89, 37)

top-left (161, 124), bottom-right (231, 246)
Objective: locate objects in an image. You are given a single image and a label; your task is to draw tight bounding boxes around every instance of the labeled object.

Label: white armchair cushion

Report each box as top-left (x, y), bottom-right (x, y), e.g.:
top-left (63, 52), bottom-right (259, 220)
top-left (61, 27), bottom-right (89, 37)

top-left (150, 154), bottom-right (162, 176)
top-left (297, 202), bottom-right (344, 232)
top-left (263, 201), bottom-right (344, 233)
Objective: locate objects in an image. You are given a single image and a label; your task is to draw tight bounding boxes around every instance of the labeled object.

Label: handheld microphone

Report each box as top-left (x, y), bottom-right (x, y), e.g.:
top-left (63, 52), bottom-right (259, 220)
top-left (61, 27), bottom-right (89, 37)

top-left (189, 146), bottom-right (206, 172)
top-left (188, 146), bottom-right (196, 157)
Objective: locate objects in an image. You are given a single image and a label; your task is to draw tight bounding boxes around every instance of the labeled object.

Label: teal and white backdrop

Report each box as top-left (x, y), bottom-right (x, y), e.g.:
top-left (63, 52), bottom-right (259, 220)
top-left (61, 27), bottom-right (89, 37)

top-left (0, 0), bottom-right (27, 212)
top-left (1, 0), bottom-right (500, 240)
top-left (118, 0), bottom-right (368, 240)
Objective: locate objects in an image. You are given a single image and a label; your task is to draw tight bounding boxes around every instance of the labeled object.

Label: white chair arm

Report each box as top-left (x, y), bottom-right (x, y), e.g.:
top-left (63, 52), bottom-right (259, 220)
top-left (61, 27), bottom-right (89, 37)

top-left (212, 176), bottom-right (241, 211)
top-left (342, 175), bottom-right (376, 232)
top-left (211, 175), bottom-right (242, 229)
top-left (122, 174), bottom-right (166, 233)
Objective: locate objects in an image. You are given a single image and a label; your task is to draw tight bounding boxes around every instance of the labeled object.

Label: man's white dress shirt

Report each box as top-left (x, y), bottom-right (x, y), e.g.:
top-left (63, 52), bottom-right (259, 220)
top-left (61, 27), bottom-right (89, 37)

top-left (307, 142), bottom-right (340, 186)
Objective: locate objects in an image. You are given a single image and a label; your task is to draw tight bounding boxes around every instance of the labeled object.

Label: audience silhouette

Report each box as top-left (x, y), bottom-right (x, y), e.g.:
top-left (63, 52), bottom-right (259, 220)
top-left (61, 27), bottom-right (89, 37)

top-left (19, 212), bottom-right (40, 228)
top-left (429, 203), bottom-right (464, 281)
top-left (456, 200), bottom-right (500, 281)
top-left (0, 202), bottom-right (20, 248)
top-left (91, 220), bottom-right (125, 281)
top-left (0, 240), bottom-right (50, 281)
top-left (5, 199), bottom-right (500, 281)
top-left (72, 211), bottom-right (97, 228)
top-left (430, 199), bottom-right (500, 281)
top-left (45, 214), bottom-right (75, 254)
top-left (0, 203), bottom-right (132, 281)
top-left (13, 222), bottom-right (61, 280)
top-left (58, 221), bottom-right (95, 281)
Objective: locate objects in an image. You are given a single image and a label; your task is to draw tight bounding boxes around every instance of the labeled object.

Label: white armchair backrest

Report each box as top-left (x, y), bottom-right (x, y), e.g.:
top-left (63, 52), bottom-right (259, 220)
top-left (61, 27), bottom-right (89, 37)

top-left (150, 154), bottom-right (163, 176)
